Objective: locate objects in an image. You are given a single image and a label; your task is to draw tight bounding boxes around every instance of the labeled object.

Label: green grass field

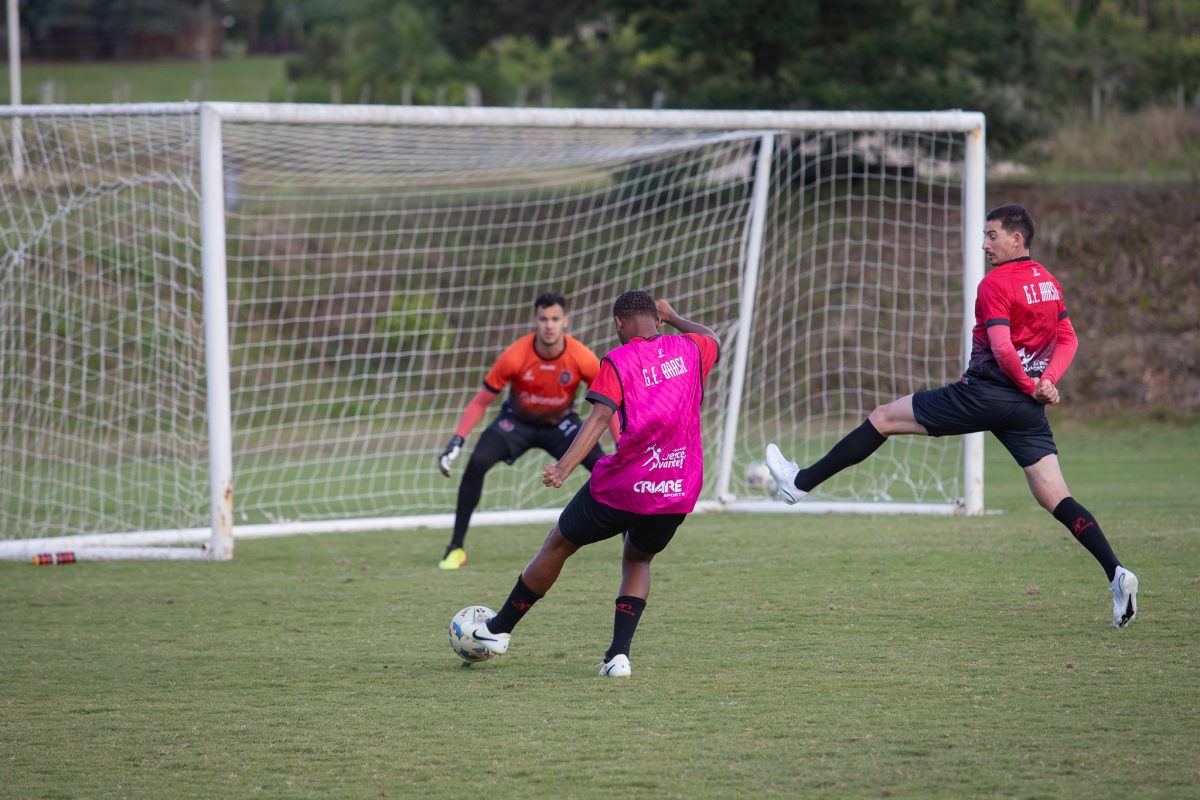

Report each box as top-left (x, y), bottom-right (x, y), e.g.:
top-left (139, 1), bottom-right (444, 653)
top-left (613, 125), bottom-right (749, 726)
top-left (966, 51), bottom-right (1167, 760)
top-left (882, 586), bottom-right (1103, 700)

top-left (0, 56), bottom-right (288, 105)
top-left (2, 421), bottom-right (1198, 798)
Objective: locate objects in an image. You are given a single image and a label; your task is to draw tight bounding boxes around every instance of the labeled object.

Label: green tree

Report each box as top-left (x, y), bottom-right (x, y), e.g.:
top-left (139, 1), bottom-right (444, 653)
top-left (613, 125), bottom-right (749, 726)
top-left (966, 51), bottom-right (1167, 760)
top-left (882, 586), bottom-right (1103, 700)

top-left (465, 35), bottom-right (560, 106)
top-left (434, 0), bottom-right (598, 57)
top-left (343, 1), bottom-right (457, 104)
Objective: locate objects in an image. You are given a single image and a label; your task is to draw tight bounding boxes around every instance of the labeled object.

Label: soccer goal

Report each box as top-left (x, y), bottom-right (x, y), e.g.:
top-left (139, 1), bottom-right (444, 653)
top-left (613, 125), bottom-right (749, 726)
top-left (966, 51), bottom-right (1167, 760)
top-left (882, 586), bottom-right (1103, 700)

top-left (0, 102), bottom-right (985, 561)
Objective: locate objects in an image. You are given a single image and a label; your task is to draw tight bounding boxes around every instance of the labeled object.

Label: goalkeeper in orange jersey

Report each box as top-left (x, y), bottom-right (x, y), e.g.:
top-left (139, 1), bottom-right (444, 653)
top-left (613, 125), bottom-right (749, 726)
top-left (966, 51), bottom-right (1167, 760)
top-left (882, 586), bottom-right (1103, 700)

top-left (436, 292), bottom-right (617, 570)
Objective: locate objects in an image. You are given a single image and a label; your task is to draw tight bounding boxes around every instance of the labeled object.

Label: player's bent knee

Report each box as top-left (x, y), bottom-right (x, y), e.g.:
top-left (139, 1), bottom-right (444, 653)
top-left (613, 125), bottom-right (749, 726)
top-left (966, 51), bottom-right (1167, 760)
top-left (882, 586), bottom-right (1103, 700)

top-left (868, 396), bottom-right (925, 436)
top-left (622, 538), bottom-right (655, 564)
top-left (544, 527), bottom-right (581, 557)
top-left (868, 404), bottom-right (899, 435)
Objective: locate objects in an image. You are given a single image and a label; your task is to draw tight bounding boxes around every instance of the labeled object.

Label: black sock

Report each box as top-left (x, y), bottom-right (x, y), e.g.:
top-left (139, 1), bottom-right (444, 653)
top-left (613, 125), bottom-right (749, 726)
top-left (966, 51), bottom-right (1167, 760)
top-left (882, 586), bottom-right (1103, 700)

top-left (488, 574), bottom-right (544, 634)
top-left (794, 419), bottom-right (887, 492)
top-left (1052, 497), bottom-right (1120, 582)
top-left (604, 595), bottom-right (647, 662)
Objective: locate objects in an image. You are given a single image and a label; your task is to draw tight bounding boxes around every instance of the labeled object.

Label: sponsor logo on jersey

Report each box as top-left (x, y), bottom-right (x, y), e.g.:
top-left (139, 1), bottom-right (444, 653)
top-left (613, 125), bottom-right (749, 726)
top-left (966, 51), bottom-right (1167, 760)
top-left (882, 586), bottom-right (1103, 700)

top-left (633, 478), bottom-right (684, 496)
top-left (1017, 347), bottom-right (1050, 377)
top-left (518, 391), bottom-right (569, 407)
top-left (641, 443), bottom-right (686, 471)
top-left (641, 445), bottom-right (662, 468)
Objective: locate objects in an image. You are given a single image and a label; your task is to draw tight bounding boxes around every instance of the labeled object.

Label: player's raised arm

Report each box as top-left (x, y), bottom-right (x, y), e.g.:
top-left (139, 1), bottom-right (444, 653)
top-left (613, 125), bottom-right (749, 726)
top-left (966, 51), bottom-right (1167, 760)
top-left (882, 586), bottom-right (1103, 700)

top-left (543, 403), bottom-right (614, 488)
top-left (655, 298), bottom-right (720, 347)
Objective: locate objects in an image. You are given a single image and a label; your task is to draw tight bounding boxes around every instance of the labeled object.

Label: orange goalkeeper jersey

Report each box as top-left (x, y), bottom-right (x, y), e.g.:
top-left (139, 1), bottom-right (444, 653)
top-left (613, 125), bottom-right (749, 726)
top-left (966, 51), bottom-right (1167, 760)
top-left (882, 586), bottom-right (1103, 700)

top-left (484, 334), bottom-right (601, 425)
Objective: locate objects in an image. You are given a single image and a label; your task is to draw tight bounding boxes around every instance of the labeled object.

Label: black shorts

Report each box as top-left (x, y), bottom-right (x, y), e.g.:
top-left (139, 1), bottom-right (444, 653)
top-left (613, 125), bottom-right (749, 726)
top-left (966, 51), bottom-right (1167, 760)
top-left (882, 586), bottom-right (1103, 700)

top-left (557, 480), bottom-right (687, 555)
top-left (486, 401), bottom-right (588, 465)
top-left (912, 380), bottom-right (1057, 468)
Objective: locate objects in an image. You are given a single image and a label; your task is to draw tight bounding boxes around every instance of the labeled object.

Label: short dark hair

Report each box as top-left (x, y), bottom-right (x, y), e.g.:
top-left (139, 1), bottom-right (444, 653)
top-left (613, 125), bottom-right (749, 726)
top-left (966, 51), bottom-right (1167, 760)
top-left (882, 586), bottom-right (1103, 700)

top-left (534, 292), bottom-right (566, 312)
top-left (612, 290), bottom-right (657, 321)
top-left (986, 204), bottom-right (1035, 246)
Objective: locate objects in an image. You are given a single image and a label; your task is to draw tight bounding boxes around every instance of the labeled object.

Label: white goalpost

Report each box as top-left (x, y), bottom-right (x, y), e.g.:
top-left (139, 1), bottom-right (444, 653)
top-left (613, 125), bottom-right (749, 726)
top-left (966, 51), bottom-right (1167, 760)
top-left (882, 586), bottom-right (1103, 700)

top-left (0, 102), bottom-right (985, 561)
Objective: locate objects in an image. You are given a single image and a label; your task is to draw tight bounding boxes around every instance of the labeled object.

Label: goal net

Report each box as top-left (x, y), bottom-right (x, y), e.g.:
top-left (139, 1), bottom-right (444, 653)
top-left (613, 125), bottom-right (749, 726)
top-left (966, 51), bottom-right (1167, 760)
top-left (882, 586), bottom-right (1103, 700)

top-left (0, 103), bottom-right (985, 560)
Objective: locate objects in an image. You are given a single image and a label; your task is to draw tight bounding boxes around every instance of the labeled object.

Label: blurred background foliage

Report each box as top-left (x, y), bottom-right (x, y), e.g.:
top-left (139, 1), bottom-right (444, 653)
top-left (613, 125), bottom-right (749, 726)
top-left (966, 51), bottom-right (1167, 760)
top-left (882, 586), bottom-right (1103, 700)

top-left (5, 0), bottom-right (1200, 153)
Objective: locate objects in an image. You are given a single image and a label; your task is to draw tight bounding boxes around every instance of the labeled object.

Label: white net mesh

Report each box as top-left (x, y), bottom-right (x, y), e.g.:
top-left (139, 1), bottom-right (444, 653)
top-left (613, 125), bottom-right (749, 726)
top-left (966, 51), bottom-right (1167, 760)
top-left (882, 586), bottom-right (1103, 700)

top-left (0, 112), bottom-right (209, 538)
top-left (751, 131), bottom-right (967, 503)
top-left (1, 107), bottom-right (971, 542)
top-left (221, 122), bottom-right (752, 523)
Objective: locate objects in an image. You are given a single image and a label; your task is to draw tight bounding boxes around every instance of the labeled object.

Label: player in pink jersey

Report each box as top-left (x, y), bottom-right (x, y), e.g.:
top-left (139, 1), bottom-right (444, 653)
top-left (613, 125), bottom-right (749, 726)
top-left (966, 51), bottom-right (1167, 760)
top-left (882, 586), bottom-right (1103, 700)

top-left (766, 204), bottom-right (1138, 628)
top-left (462, 291), bottom-right (720, 676)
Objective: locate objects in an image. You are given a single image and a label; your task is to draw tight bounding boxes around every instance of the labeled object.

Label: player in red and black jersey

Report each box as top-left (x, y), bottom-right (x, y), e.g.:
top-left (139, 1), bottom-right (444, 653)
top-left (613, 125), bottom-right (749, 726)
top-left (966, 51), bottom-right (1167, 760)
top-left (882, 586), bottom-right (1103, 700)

top-left (765, 204), bottom-right (1138, 628)
top-left (435, 292), bottom-right (617, 570)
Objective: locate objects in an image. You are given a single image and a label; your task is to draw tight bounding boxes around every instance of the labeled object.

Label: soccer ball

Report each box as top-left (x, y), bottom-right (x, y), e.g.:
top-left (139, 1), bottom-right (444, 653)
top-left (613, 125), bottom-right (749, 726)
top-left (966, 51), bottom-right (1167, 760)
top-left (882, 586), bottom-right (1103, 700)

top-left (449, 605), bottom-right (497, 663)
top-left (745, 460), bottom-right (776, 492)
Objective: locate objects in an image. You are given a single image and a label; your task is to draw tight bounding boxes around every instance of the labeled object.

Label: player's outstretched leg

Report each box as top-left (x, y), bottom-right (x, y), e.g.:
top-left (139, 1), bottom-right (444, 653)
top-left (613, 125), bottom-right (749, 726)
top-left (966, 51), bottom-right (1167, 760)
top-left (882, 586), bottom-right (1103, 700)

top-left (764, 443), bottom-right (806, 504)
top-left (466, 621), bottom-right (510, 655)
top-left (767, 420), bottom-right (890, 504)
top-left (473, 573), bottom-right (544, 656)
top-left (473, 527), bottom-right (577, 657)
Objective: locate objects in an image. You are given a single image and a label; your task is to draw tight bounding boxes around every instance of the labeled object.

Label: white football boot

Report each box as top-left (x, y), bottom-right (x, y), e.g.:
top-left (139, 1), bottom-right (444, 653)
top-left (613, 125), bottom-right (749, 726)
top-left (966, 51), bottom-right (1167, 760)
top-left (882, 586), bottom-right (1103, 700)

top-left (599, 654), bottom-right (632, 677)
top-left (1111, 566), bottom-right (1138, 628)
top-left (765, 443), bottom-right (807, 505)
top-left (467, 622), bottom-right (510, 655)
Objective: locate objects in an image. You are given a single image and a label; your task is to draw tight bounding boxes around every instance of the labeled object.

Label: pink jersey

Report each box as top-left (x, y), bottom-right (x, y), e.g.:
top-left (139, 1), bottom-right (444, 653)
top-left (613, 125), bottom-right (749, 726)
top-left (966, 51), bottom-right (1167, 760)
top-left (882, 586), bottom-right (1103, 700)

top-left (588, 334), bottom-right (709, 514)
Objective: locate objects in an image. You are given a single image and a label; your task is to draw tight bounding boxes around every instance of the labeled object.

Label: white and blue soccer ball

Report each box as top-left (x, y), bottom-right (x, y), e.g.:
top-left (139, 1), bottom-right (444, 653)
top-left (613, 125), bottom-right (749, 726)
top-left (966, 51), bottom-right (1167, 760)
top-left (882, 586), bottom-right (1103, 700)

top-left (449, 605), bottom-right (497, 663)
top-left (745, 460), bottom-right (777, 493)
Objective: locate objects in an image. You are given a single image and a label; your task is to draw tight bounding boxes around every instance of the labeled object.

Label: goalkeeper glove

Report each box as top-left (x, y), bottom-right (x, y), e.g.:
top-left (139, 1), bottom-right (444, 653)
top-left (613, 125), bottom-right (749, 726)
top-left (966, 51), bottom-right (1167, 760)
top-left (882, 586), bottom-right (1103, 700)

top-left (439, 434), bottom-right (465, 477)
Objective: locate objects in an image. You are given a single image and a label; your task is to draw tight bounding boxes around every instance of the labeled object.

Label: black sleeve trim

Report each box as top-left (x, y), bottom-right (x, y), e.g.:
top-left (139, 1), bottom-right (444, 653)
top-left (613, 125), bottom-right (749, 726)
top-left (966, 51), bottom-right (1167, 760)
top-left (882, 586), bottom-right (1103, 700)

top-left (482, 381), bottom-right (502, 394)
top-left (586, 391), bottom-right (620, 414)
top-left (984, 318), bottom-right (1011, 328)
top-left (1058, 310), bottom-right (1069, 321)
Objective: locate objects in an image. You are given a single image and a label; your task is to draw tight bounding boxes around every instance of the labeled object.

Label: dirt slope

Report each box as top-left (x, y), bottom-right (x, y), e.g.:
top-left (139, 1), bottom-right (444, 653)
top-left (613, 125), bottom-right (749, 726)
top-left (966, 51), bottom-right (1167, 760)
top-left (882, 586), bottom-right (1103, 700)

top-left (993, 183), bottom-right (1200, 417)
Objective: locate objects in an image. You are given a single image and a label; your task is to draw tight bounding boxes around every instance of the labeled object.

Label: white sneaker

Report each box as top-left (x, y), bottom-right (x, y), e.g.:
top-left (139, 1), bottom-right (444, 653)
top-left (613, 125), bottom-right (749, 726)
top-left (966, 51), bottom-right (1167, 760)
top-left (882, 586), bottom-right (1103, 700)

top-left (765, 443), bottom-right (807, 504)
top-left (599, 654), bottom-right (631, 677)
top-left (1111, 566), bottom-right (1138, 628)
top-left (467, 622), bottom-right (510, 655)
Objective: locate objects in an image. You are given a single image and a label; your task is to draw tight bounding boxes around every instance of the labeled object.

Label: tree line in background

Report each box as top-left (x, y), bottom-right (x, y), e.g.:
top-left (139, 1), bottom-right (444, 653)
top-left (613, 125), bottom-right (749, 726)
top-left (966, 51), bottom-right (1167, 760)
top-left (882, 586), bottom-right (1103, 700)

top-left (11, 0), bottom-right (1200, 149)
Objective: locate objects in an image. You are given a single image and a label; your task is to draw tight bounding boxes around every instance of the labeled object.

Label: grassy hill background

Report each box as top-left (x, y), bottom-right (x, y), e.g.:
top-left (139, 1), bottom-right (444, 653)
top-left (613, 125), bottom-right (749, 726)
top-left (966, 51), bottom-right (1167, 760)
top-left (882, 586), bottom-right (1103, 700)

top-left (1002, 183), bottom-right (1200, 419)
top-left (1, 56), bottom-right (288, 104)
